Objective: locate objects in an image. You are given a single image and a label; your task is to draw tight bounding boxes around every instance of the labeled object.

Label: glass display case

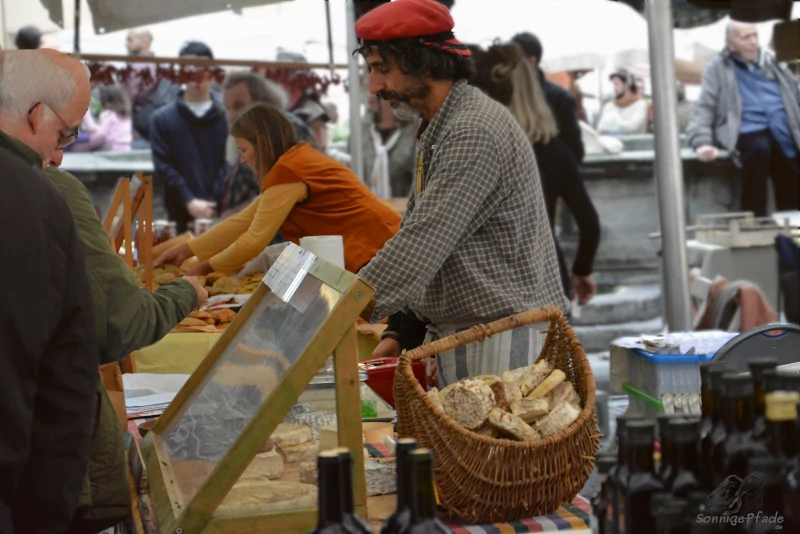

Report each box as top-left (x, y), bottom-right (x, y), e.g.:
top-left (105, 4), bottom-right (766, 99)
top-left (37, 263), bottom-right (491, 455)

top-left (138, 243), bottom-right (375, 533)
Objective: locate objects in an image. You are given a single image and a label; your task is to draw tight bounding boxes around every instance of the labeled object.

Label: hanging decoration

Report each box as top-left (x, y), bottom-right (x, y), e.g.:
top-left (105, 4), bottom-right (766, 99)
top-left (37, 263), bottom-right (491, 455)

top-left (85, 59), bottom-right (343, 96)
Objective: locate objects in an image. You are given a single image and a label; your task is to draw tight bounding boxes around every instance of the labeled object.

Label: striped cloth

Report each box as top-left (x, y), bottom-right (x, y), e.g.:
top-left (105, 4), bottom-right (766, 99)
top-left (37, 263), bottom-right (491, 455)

top-left (365, 443), bottom-right (591, 533)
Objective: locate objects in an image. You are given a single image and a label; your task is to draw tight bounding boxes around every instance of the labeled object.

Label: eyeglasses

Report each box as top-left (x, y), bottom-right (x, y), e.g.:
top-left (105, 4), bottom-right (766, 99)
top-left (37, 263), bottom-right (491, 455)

top-left (28, 102), bottom-right (80, 149)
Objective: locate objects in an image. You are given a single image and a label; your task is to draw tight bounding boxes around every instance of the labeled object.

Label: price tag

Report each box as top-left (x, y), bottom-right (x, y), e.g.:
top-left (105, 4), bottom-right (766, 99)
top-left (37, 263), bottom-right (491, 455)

top-left (263, 243), bottom-right (317, 312)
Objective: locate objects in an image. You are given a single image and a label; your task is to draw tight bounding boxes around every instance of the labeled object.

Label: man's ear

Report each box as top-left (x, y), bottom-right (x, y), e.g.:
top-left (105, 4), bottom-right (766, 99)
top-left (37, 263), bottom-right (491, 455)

top-left (27, 103), bottom-right (44, 135)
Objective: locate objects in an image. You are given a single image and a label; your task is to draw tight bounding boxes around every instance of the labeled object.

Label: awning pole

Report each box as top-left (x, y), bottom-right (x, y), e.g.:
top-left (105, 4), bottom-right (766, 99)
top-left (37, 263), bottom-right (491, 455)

top-left (646, 0), bottom-right (692, 332)
top-left (73, 0), bottom-right (81, 58)
top-left (325, 0), bottom-right (335, 78)
top-left (345, 0), bottom-right (365, 181)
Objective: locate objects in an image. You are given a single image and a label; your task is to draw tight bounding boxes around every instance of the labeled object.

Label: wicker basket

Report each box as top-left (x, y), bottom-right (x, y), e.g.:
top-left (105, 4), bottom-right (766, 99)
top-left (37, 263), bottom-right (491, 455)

top-left (394, 306), bottom-right (600, 524)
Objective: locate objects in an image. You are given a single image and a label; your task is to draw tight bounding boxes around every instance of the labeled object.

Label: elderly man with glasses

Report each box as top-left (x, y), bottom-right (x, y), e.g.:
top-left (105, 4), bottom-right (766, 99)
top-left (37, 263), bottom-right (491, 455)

top-left (0, 48), bottom-right (99, 534)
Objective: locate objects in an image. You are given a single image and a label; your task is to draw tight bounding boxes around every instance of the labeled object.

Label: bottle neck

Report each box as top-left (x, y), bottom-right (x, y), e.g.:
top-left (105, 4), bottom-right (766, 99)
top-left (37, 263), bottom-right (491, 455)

top-left (661, 436), bottom-right (674, 471)
top-left (617, 435), bottom-right (627, 468)
top-left (411, 461), bottom-right (437, 522)
top-left (754, 382), bottom-right (766, 417)
top-left (397, 452), bottom-right (414, 510)
top-left (627, 441), bottom-right (655, 474)
top-left (317, 462), bottom-right (343, 526)
top-left (340, 459), bottom-right (355, 515)
top-left (723, 396), bottom-right (754, 433)
top-left (672, 440), bottom-right (700, 474)
top-left (713, 390), bottom-right (724, 425)
top-left (702, 387), bottom-right (716, 419)
top-left (767, 419), bottom-right (799, 458)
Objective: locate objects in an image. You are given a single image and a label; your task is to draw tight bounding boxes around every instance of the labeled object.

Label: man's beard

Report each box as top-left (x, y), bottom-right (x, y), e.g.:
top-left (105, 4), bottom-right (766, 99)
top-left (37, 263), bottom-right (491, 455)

top-left (379, 80), bottom-right (428, 121)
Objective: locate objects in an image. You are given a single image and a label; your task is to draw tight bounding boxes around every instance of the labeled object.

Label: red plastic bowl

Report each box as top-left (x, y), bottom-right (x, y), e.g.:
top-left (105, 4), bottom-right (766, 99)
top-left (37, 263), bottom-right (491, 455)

top-left (363, 356), bottom-right (427, 407)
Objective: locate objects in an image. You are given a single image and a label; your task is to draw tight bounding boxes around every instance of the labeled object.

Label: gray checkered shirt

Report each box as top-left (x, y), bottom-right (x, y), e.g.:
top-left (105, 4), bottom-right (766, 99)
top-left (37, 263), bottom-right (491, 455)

top-left (359, 79), bottom-right (569, 325)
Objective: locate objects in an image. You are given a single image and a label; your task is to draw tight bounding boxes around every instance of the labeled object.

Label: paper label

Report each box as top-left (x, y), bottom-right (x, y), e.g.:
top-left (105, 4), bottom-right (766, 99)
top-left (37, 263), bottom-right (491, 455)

top-left (263, 243), bottom-right (316, 312)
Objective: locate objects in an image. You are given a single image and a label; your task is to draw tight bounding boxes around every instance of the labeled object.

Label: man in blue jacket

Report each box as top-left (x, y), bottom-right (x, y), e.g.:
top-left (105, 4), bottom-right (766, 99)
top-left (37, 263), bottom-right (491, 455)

top-left (150, 41), bottom-right (229, 232)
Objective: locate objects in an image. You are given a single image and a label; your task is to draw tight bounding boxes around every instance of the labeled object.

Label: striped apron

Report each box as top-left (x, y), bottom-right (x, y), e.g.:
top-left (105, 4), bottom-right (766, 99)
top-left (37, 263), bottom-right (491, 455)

top-left (426, 320), bottom-right (551, 388)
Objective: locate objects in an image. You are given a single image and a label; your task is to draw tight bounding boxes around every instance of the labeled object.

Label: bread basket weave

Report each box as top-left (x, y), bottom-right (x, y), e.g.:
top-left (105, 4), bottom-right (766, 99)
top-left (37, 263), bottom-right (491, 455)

top-left (394, 306), bottom-right (600, 524)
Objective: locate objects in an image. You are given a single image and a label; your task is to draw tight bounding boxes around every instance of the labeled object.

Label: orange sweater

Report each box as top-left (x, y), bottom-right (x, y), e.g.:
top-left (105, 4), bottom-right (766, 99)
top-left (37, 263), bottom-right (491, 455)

top-left (190, 144), bottom-right (401, 274)
top-left (266, 144), bottom-right (401, 272)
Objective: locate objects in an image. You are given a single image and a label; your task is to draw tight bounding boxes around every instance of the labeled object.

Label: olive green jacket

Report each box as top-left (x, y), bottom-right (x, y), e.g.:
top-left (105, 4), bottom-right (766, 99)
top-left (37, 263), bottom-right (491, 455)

top-left (44, 166), bottom-right (198, 530)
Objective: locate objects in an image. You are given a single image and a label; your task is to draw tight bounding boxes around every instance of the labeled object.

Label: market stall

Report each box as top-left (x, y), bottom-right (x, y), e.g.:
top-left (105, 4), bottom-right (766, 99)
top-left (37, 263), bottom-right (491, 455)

top-left (122, 243), bottom-right (599, 533)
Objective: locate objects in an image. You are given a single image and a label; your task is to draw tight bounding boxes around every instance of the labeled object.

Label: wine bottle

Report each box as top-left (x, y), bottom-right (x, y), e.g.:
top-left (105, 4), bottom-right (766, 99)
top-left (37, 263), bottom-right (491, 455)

top-left (310, 450), bottom-right (352, 534)
top-left (657, 413), bottom-right (678, 483)
top-left (654, 496), bottom-right (688, 534)
top-left (380, 438), bottom-right (418, 534)
top-left (591, 454), bottom-right (617, 534)
top-left (619, 420), bottom-right (664, 533)
top-left (607, 414), bottom-right (641, 534)
top-left (712, 374), bottom-right (769, 487)
top-left (701, 367), bottom-right (728, 490)
top-left (748, 357), bottom-right (778, 440)
top-left (746, 456), bottom-right (785, 534)
top-left (405, 449), bottom-right (450, 533)
top-left (699, 363), bottom-right (725, 444)
top-left (765, 391), bottom-right (800, 531)
top-left (665, 419), bottom-right (702, 497)
top-left (334, 448), bottom-right (373, 533)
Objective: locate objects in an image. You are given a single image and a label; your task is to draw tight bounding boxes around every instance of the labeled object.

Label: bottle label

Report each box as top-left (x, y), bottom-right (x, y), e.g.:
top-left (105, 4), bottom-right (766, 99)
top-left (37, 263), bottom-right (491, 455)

top-left (688, 392), bottom-right (701, 415)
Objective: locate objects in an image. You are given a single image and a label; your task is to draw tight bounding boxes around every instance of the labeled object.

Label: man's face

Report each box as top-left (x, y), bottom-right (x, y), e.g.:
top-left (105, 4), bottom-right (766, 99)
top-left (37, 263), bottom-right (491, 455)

top-left (126, 30), bottom-right (144, 55)
top-left (611, 77), bottom-right (627, 99)
top-left (183, 60), bottom-right (213, 94)
top-left (309, 119), bottom-right (329, 150)
top-left (223, 82), bottom-right (253, 123)
top-left (366, 51), bottom-right (428, 121)
top-left (728, 23), bottom-right (759, 63)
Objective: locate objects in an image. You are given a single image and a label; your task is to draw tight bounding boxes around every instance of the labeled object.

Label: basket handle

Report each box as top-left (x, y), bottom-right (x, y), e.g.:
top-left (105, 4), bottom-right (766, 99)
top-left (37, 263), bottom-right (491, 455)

top-left (402, 306), bottom-right (566, 362)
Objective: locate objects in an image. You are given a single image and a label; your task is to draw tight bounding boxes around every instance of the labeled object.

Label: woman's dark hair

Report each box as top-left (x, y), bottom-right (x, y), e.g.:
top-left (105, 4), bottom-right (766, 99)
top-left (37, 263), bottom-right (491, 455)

top-left (99, 85), bottom-right (132, 118)
top-left (354, 39), bottom-right (474, 82)
top-left (231, 104), bottom-right (299, 180)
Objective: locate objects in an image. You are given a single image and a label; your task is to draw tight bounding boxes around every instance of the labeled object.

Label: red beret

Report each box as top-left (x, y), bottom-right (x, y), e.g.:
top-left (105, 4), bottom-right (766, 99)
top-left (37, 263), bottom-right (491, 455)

top-left (355, 0), bottom-right (470, 57)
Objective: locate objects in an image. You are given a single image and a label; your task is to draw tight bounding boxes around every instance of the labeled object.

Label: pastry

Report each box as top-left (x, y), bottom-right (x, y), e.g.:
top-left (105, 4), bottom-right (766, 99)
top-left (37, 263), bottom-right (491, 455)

top-left (206, 272), bottom-right (227, 284)
top-left (440, 378), bottom-right (495, 430)
top-left (487, 408), bottom-right (540, 442)
top-left (426, 387), bottom-right (444, 412)
top-left (270, 424), bottom-right (312, 448)
top-left (210, 308), bottom-right (237, 324)
top-left (475, 374), bottom-right (520, 410)
top-left (536, 400), bottom-right (581, 437)
top-left (209, 276), bottom-right (243, 296)
top-left (510, 397), bottom-right (550, 423)
top-left (238, 449), bottom-right (284, 483)
top-left (527, 369), bottom-right (566, 399)
top-left (153, 272), bottom-right (176, 285)
top-left (277, 441), bottom-right (319, 463)
top-left (518, 360), bottom-right (554, 397)
top-left (546, 381), bottom-right (581, 409)
top-left (177, 317), bottom-right (206, 327)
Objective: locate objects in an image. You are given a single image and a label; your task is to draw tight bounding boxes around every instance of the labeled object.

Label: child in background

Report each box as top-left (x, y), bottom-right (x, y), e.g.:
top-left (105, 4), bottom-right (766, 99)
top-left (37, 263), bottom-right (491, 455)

top-left (70, 85), bottom-right (133, 152)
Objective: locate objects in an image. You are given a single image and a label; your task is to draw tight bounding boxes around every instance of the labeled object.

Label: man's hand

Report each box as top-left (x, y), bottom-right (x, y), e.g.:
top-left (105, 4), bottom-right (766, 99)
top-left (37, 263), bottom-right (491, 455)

top-left (695, 145), bottom-right (719, 163)
top-left (185, 260), bottom-right (214, 277)
top-left (571, 274), bottom-right (598, 306)
top-left (372, 338), bottom-right (401, 359)
top-left (182, 275), bottom-right (209, 306)
top-left (155, 242), bottom-right (194, 267)
top-left (187, 199), bottom-right (217, 219)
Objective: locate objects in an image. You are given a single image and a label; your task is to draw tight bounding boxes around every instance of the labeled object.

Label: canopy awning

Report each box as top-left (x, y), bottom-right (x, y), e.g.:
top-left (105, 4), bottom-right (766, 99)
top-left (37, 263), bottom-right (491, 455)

top-left (39, 0), bottom-right (293, 34)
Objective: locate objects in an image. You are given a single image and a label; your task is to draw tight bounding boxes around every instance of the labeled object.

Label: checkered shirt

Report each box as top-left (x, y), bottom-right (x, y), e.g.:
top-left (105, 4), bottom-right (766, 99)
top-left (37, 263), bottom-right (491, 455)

top-left (358, 79), bottom-right (569, 325)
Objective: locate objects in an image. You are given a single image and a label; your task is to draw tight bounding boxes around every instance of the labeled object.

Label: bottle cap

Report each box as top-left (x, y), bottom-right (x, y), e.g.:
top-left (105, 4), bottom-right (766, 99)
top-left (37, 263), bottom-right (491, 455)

top-left (748, 358), bottom-right (778, 381)
top-left (780, 373), bottom-right (800, 394)
top-left (626, 420), bottom-right (655, 446)
top-left (596, 454), bottom-right (617, 475)
top-left (670, 418), bottom-right (700, 443)
top-left (700, 362), bottom-right (725, 386)
top-left (722, 373), bottom-right (753, 398)
top-left (765, 391), bottom-right (800, 421)
top-left (317, 449), bottom-right (341, 466)
top-left (707, 366), bottom-right (728, 391)
top-left (396, 438), bottom-right (419, 457)
top-left (762, 369), bottom-right (782, 393)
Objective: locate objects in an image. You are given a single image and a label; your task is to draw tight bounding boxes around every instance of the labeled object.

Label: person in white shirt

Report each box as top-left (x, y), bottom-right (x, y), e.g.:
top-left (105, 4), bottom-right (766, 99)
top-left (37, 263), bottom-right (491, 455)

top-left (596, 69), bottom-right (649, 135)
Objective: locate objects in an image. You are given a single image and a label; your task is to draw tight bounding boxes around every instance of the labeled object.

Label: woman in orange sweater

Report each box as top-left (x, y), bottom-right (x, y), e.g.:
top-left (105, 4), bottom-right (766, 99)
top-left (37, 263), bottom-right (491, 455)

top-left (155, 104), bottom-right (401, 275)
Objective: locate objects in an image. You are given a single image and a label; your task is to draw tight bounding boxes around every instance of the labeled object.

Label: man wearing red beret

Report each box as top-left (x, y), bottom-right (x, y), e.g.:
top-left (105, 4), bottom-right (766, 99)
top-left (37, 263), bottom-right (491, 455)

top-left (355, 0), bottom-right (568, 387)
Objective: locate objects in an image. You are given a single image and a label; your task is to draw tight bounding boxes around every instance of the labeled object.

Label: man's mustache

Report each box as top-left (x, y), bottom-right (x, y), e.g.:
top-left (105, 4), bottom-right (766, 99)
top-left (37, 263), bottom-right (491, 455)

top-left (378, 91), bottom-right (409, 103)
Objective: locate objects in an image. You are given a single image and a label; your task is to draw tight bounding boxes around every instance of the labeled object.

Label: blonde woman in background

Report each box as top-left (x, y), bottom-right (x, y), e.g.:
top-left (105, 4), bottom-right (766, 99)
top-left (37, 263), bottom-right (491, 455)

top-left (472, 43), bottom-right (601, 307)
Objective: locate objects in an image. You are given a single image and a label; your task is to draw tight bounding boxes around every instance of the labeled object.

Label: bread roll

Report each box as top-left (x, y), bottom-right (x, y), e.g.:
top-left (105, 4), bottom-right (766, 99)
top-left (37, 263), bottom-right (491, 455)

top-left (440, 379), bottom-right (495, 430)
top-left (487, 408), bottom-right (540, 442)
top-left (277, 441), bottom-right (319, 463)
top-left (427, 387), bottom-right (445, 412)
top-left (270, 424), bottom-right (311, 448)
top-left (510, 397), bottom-right (550, 423)
top-left (519, 360), bottom-right (554, 397)
top-left (527, 369), bottom-right (566, 399)
top-left (536, 400), bottom-right (581, 437)
top-left (238, 449), bottom-right (284, 483)
top-left (546, 381), bottom-right (581, 409)
top-left (475, 375), bottom-right (520, 410)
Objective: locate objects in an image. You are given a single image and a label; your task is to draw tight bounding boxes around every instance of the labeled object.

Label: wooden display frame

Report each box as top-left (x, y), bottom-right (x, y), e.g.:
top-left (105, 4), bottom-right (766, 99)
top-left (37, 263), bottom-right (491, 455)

top-left (103, 174), bottom-right (154, 289)
top-left (137, 244), bottom-right (375, 533)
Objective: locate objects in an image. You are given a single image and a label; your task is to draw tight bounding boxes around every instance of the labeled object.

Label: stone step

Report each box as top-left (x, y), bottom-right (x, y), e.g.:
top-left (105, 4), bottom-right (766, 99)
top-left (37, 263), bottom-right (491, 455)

top-left (572, 284), bottom-right (662, 326)
top-left (573, 316), bottom-right (664, 354)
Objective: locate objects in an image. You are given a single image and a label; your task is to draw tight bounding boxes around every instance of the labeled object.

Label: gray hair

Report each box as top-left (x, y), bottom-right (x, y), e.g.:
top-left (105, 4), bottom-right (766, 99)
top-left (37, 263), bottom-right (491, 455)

top-left (725, 23), bottom-right (736, 43)
top-left (0, 50), bottom-right (90, 119)
top-left (223, 71), bottom-right (288, 110)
